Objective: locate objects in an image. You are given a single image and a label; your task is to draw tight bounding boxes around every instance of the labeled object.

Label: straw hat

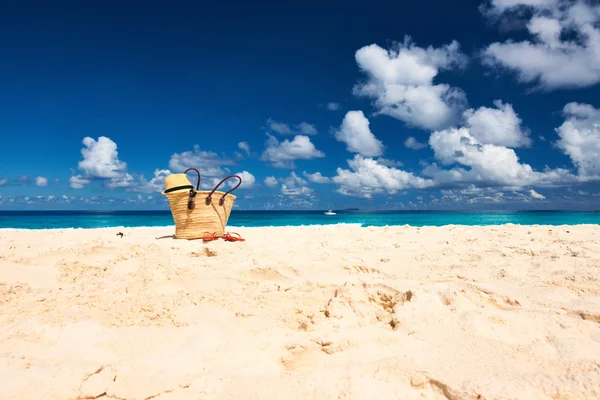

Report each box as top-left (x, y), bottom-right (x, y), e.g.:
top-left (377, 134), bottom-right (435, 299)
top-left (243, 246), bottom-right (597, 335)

top-left (161, 173), bottom-right (194, 195)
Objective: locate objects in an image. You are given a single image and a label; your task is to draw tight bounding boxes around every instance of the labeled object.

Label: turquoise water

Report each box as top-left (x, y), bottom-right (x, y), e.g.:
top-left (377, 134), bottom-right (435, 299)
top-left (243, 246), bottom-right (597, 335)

top-left (0, 210), bottom-right (598, 229)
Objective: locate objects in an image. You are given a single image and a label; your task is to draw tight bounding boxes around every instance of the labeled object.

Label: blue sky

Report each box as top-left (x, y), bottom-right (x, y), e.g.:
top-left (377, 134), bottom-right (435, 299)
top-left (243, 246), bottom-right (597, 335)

top-left (1, 0), bottom-right (600, 210)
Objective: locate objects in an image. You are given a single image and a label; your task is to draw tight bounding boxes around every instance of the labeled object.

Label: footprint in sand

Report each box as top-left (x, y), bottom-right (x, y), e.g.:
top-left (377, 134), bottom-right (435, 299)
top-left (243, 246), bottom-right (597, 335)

top-left (343, 265), bottom-right (383, 274)
top-left (440, 285), bottom-right (522, 311)
top-left (342, 265), bottom-right (396, 280)
top-left (190, 248), bottom-right (217, 257)
top-left (280, 342), bottom-right (319, 371)
top-left (280, 334), bottom-right (354, 371)
top-left (323, 282), bottom-right (413, 329)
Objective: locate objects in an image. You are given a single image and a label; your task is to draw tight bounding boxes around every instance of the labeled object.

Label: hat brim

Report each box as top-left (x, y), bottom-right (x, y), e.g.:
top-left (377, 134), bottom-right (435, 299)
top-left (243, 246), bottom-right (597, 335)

top-left (161, 185), bottom-right (194, 195)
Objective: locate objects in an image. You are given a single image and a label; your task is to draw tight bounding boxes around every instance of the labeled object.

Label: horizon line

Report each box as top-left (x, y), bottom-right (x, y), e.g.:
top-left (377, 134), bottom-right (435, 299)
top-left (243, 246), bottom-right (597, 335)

top-left (0, 209), bottom-right (596, 213)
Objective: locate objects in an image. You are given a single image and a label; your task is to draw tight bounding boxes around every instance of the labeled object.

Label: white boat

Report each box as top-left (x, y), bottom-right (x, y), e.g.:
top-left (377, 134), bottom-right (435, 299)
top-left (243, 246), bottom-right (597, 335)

top-left (324, 210), bottom-right (336, 215)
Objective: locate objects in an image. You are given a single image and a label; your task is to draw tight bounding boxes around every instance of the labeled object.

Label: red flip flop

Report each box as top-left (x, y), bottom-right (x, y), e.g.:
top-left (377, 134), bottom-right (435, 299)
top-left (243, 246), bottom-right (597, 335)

top-left (222, 232), bottom-right (245, 242)
top-left (203, 232), bottom-right (218, 242)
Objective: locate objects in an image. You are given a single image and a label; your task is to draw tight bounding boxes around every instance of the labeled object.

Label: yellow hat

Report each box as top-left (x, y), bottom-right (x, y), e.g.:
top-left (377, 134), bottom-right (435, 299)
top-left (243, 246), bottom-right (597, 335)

top-left (161, 173), bottom-right (194, 195)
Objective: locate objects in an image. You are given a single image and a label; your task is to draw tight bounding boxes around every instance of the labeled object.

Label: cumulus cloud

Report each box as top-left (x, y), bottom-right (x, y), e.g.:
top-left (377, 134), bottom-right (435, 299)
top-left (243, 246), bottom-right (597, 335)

top-left (35, 176), bottom-right (48, 187)
top-left (70, 136), bottom-right (133, 189)
top-left (463, 100), bottom-right (531, 147)
top-left (264, 176), bottom-right (279, 188)
top-left (425, 118), bottom-right (574, 188)
top-left (261, 134), bottom-right (325, 168)
top-left (134, 169), bottom-right (172, 193)
top-left (266, 118), bottom-right (318, 135)
top-left (555, 102), bottom-right (600, 180)
top-left (311, 100), bottom-right (600, 199)
top-left (334, 111), bottom-right (384, 157)
top-left (353, 37), bottom-right (469, 130)
top-left (332, 155), bottom-right (434, 198)
top-left (69, 175), bottom-right (91, 190)
top-left (231, 171), bottom-right (256, 189)
top-left (482, 0), bottom-right (600, 90)
top-left (106, 174), bottom-right (137, 189)
top-left (70, 138), bottom-right (241, 193)
top-left (77, 136), bottom-right (128, 179)
top-left (0, 178), bottom-right (7, 186)
top-left (280, 172), bottom-right (314, 196)
top-left (303, 171), bottom-right (331, 183)
top-left (404, 137), bottom-right (428, 150)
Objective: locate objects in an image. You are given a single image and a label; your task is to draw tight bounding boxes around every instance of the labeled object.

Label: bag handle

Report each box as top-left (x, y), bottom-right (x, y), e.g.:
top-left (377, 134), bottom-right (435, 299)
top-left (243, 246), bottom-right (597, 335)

top-left (185, 168), bottom-right (201, 211)
top-left (184, 168), bottom-right (201, 190)
top-left (205, 175), bottom-right (242, 206)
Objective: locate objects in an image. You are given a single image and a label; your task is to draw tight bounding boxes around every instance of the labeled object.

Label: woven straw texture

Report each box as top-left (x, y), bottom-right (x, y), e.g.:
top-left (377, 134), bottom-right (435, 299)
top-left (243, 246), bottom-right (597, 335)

top-left (166, 190), bottom-right (237, 239)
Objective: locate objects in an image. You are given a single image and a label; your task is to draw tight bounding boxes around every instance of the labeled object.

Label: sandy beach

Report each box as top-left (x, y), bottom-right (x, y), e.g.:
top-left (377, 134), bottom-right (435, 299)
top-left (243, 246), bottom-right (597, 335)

top-left (1, 224), bottom-right (600, 399)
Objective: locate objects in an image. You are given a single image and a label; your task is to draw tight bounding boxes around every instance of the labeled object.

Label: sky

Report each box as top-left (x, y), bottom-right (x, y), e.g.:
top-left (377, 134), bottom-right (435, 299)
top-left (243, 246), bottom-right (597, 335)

top-left (1, 0), bottom-right (600, 211)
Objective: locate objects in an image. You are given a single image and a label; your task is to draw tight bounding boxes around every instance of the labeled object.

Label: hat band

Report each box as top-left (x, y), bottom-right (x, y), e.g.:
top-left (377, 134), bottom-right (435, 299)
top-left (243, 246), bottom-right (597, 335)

top-left (164, 184), bottom-right (194, 194)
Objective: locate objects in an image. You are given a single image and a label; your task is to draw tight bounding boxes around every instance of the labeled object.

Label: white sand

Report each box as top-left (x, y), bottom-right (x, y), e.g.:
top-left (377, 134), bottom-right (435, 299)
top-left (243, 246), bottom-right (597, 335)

top-left (1, 224), bottom-right (600, 399)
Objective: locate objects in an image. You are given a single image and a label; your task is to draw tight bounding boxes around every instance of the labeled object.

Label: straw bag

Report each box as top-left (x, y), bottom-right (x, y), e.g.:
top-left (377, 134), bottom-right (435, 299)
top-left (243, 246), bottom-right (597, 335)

top-left (162, 168), bottom-right (242, 240)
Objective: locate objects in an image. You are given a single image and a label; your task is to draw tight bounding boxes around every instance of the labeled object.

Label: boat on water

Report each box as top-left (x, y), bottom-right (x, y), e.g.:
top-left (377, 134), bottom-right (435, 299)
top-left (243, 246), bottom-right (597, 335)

top-left (324, 210), bottom-right (336, 215)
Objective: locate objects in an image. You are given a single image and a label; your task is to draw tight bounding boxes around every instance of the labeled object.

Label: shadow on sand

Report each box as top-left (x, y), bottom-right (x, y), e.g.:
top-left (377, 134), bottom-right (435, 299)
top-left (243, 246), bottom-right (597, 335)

top-left (155, 235), bottom-right (175, 240)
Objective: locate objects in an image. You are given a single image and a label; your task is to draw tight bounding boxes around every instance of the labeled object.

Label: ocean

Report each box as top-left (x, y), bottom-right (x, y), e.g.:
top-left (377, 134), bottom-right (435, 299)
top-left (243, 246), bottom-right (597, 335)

top-left (0, 210), bottom-right (598, 229)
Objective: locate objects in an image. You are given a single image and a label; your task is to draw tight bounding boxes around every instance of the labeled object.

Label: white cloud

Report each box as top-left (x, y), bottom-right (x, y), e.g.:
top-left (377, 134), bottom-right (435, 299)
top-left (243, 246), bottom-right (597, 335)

top-left (105, 174), bottom-right (136, 189)
top-left (555, 102), bottom-right (600, 180)
top-left (266, 118), bottom-right (294, 135)
top-left (334, 111), bottom-right (384, 157)
top-left (70, 138), bottom-right (239, 193)
top-left (326, 102), bottom-right (341, 111)
top-left (280, 172), bottom-right (314, 196)
top-left (303, 171), bottom-right (330, 183)
top-left (35, 176), bottom-right (48, 187)
top-left (77, 136), bottom-right (128, 179)
top-left (135, 169), bottom-right (172, 193)
top-left (261, 134), bottom-right (325, 168)
top-left (168, 145), bottom-right (234, 177)
top-left (266, 118), bottom-right (318, 135)
top-left (426, 122), bottom-right (574, 188)
top-left (238, 141), bottom-right (251, 156)
top-left (482, 0), bottom-right (600, 90)
top-left (0, 178), bottom-right (8, 186)
top-left (332, 155), bottom-right (434, 198)
top-left (296, 122), bottom-right (318, 135)
top-left (264, 176), bottom-right (278, 188)
top-left (431, 186), bottom-right (557, 207)
top-left (530, 189), bottom-right (546, 199)
top-left (486, 0), bottom-right (556, 12)
top-left (232, 171), bottom-right (256, 189)
top-left (463, 100), bottom-right (531, 147)
top-left (69, 175), bottom-right (91, 190)
top-left (353, 37), bottom-right (469, 130)
top-left (404, 136), bottom-right (427, 150)
top-left (71, 136), bottom-right (133, 189)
